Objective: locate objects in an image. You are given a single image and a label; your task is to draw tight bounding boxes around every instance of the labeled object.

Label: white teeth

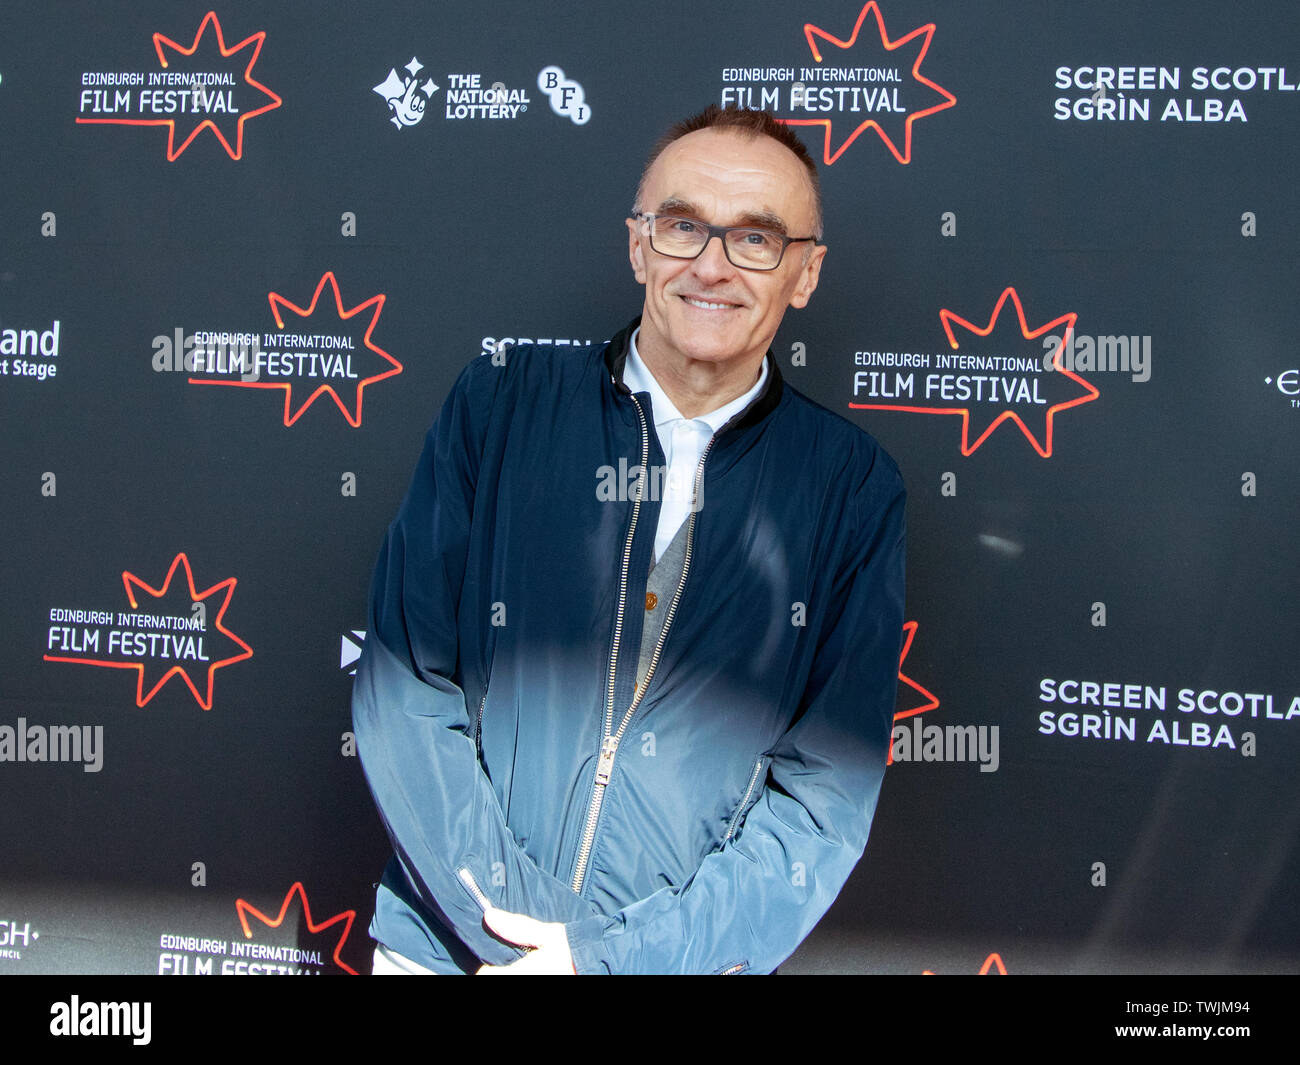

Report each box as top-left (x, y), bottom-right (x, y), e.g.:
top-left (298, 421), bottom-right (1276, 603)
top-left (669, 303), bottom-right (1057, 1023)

top-left (684, 297), bottom-right (733, 310)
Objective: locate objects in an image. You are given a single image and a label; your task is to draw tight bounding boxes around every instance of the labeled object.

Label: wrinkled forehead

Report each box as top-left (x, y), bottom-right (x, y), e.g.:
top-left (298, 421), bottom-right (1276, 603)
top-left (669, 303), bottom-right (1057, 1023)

top-left (640, 128), bottom-right (819, 233)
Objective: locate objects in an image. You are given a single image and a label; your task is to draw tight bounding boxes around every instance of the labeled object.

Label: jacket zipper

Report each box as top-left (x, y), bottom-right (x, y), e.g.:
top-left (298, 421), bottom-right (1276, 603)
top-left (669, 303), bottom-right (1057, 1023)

top-left (472, 691), bottom-right (487, 758)
top-left (457, 865), bottom-right (490, 911)
top-left (723, 756), bottom-right (765, 844)
top-left (570, 388), bottom-right (649, 892)
top-left (571, 388), bottom-right (716, 894)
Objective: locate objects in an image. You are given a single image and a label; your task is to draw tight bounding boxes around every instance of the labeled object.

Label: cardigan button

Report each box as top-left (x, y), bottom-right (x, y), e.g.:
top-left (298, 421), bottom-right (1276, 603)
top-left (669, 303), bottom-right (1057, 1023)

top-left (645, 592), bottom-right (658, 611)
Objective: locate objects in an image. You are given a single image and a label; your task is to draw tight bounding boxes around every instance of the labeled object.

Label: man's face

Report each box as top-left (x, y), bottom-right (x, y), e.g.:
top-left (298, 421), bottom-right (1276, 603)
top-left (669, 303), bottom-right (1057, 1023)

top-left (628, 127), bottom-right (826, 375)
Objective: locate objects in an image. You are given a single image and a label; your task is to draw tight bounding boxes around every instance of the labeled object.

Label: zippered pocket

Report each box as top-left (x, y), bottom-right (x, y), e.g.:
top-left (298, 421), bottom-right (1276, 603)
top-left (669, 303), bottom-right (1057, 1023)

top-left (457, 864), bottom-right (528, 959)
top-left (471, 690), bottom-right (487, 759)
top-left (457, 865), bottom-right (490, 912)
top-left (722, 756), bottom-right (767, 844)
top-left (717, 960), bottom-right (749, 975)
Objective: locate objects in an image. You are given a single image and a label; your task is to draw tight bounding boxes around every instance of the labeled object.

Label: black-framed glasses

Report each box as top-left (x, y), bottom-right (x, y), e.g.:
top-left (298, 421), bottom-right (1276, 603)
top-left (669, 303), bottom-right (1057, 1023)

top-left (632, 212), bottom-right (818, 271)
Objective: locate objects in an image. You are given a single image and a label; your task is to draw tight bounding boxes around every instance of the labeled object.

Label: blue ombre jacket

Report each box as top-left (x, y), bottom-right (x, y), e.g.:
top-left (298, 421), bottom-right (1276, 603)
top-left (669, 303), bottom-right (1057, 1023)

top-left (352, 319), bottom-right (906, 974)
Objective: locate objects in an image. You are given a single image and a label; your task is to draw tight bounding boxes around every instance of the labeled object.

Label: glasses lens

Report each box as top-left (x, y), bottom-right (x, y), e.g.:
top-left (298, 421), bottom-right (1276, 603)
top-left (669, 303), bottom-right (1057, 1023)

top-left (649, 216), bottom-right (708, 258)
top-left (643, 215), bottom-right (788, 270)
top-left (724, 228), bottom-right (784, 269)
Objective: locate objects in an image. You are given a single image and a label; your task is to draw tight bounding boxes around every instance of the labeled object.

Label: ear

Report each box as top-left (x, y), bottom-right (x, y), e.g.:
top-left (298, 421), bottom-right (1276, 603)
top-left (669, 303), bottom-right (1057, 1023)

top-left (786, 243), bottom-right (826, 310)
top-left (627, 216), bottom-right (647, 285)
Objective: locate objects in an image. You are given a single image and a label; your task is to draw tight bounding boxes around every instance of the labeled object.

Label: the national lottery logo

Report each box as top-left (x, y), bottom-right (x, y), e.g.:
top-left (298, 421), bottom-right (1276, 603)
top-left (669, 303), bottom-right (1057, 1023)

top-left (43, 552), bottom-right (252, 710)
top-left (444, 74), bottom-right (530, 120)
top-left (373, 57), bottom-right (439, 129)
top-left (851, 287), bottom-right (1100, 457)
top-left (720, 1), bottom-right (955, 165)
top-left (367, 59), bottom-right (594, 126)
top-left (75, 10), bottom-right (281, 161)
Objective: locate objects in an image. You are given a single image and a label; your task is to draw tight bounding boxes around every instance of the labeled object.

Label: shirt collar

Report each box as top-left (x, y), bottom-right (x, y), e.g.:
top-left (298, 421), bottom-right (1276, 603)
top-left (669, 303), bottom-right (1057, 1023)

top-left (625, 326), bottom-right (770, 434)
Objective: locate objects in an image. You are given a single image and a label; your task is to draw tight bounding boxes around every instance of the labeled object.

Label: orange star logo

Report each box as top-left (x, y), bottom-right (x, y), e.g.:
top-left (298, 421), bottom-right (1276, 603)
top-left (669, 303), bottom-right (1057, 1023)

top-left (235, 882), bottom-right (359, 975)
top-left (852, 287), bottom-right (1100, 457)
top-left (889, 620), bottom-right (940, 766)
top-left (43, 552), bottom-right (252, 710)
top-left (782, 2), bottom-right (956, 164)
top-left (188, 272), bottom-right (403, 427)
top-left (75, 11), bottom-right (281, 161)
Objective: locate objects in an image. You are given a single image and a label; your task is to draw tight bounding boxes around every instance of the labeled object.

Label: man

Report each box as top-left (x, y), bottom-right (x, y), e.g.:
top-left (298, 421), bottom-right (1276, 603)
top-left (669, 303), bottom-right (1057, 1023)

top-left (353, 105), bottom-right (906, 975)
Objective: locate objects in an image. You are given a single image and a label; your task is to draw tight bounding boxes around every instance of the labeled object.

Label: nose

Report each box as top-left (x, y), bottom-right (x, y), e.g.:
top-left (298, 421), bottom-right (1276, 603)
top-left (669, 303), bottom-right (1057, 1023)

top-left (690, 232), bottom-right (735, 283)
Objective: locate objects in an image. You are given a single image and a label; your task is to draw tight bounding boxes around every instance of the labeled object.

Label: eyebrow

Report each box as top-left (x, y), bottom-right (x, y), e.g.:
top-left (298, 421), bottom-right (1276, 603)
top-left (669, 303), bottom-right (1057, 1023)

top-left (654, 197), bottom-right (790, 236)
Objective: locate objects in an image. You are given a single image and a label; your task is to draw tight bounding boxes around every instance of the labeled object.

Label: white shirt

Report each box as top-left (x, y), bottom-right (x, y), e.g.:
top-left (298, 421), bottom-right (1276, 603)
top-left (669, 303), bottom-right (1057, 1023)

top-left (623, 328), bottom-right (769, 562)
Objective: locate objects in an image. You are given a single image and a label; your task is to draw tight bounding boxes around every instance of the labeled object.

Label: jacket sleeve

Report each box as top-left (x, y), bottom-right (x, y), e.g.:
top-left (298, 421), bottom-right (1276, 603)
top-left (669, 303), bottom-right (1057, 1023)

top-left (563, 451), bottom-right (906, 974)
top-left (352, 355), bottom-right (598, 966)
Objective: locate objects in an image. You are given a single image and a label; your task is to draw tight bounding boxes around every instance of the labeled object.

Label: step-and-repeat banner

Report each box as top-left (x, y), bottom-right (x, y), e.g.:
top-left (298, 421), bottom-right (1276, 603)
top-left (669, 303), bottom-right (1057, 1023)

top-left (1, 0), bottom-right (1296, 976)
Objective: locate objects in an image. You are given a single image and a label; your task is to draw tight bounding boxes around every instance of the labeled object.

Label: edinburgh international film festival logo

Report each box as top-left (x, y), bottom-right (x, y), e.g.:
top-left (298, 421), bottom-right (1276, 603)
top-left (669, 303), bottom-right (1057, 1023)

top-left (851, 286), bottom-right (1100, 457)
top-left (157, 882), bottom-right (358, 975)
top-left (152, 272), bottom-right (403, 427)
top-left (75, 10), bottom-right (280, 161)
top-left (720, 2), bottom-right (955, 164)
top-left (44, 552), bottom-right (252, 710)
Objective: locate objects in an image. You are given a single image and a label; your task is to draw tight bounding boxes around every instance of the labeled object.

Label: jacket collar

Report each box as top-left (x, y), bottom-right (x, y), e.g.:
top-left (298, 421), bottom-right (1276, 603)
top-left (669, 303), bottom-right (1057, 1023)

top-left (603, 317), bottom-right (784, 435)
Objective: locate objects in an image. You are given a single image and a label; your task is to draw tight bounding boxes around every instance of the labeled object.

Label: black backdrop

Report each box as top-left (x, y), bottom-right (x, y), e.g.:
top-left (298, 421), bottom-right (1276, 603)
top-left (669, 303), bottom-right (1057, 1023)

top-left (1, 0), bottom-right (1297, 976)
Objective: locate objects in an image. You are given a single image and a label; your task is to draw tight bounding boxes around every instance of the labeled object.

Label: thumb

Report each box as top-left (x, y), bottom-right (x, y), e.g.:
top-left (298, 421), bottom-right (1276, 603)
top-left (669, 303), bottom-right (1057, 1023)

top-left (481, 906), bottom-right (546, 949)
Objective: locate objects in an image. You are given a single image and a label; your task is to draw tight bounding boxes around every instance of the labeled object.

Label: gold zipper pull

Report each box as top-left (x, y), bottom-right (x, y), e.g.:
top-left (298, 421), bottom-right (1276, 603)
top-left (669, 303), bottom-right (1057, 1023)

top-left (595, 735), bottom-right (619, 786)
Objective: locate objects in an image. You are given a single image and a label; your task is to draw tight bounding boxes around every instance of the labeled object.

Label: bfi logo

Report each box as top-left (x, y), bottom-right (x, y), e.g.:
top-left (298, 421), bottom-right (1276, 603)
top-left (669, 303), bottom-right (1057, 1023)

top-left (0, 920), bottom-right (35, 947)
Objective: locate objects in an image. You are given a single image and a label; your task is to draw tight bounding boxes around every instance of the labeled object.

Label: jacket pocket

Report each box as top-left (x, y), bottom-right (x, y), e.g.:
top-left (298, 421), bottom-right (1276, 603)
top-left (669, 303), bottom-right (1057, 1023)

top-left (457, 863), bottom-right (528, 959)
top-left (470, 647), bottom-right (494, 758)
top-left (457, 865), bottom-right (491, 912)
top-left (471, 690), bottom-right (488, 759)
top-left (716, 960), bottom-right (750, 975)
top-left (722, 755), bottom-right (768, 844)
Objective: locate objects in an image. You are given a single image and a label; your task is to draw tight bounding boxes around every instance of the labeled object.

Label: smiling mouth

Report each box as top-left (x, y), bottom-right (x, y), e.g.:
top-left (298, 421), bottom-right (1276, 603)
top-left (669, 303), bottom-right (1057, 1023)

top-left (680, 295), bottom-right (740, 311)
